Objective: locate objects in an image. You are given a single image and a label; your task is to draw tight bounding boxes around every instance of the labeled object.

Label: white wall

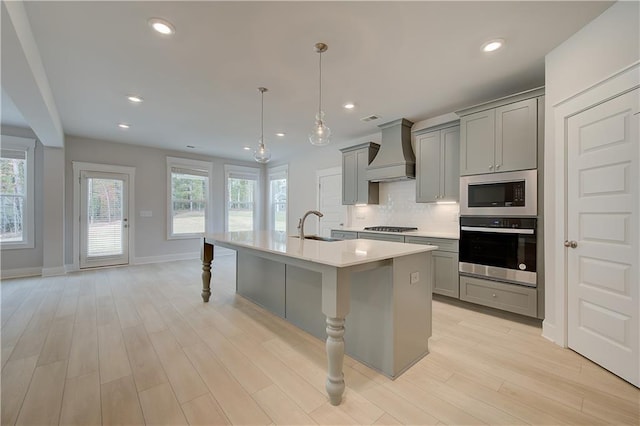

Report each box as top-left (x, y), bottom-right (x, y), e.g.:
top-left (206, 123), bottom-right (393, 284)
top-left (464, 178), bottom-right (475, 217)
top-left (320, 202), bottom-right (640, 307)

top-left (543, 1), bottom-right (639, 342)
top-left (0, 126), bottom-right (44, 277)
top-left (65, 136), bottom-right (262, 265)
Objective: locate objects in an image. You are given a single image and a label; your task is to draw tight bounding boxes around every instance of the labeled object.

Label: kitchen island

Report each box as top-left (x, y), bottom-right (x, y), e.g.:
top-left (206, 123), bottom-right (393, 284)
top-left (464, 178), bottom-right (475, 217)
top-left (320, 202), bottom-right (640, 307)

top-left (201, 231), bottom-right (436, 405)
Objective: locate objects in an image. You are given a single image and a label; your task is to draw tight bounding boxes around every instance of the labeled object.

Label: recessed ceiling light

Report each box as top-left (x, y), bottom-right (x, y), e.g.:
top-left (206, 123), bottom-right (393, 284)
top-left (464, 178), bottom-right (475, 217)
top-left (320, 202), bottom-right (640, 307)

top-left (482, 39), bottom-right (504, 52)
top-left (275, 132), bottom-right (286, 137)
top-left (243, 146), bottom-right (251, 151)
top-left (118, 123), bottom-right (130, 129)
top-left (127, 95), bottom-right (143, 103)
top-left (148, 18), bottom-right (175, 35)
top-left (343, 103), bottom-right (355, 110)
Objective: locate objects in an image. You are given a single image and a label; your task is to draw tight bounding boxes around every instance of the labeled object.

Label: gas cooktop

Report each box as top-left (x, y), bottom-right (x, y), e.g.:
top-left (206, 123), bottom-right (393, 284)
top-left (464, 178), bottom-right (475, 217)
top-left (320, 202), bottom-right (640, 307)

top-left (363, 226), bottom-right (418, 233)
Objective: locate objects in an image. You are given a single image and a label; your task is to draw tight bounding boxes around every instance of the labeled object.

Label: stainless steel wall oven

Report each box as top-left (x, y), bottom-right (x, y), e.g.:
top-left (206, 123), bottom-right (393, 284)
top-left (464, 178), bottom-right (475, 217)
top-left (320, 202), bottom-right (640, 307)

top-left (459, 217), bottom-right (537, 287)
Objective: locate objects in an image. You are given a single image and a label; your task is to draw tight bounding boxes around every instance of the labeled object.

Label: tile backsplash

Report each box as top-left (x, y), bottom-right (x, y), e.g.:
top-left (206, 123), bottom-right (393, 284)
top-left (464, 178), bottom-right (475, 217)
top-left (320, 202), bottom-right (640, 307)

top-left (347, 180), bottom-right (460, 235)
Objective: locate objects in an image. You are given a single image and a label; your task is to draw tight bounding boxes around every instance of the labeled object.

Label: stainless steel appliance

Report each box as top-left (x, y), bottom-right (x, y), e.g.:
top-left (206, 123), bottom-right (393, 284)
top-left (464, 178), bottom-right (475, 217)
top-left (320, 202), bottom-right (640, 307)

top-left (460, 169), bottom-right (537, 217)
top-left (363, 226), bottom-right (418, 232)
top-left (459, 217), bottom-right (537, 287)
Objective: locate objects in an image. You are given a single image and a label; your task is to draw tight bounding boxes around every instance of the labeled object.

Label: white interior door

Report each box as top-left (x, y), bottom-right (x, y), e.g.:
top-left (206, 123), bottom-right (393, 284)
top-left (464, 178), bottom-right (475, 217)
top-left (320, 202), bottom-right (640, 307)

top-left (567, 88), bottom-right (639, 386)
top-left (80, 171), bottom-right (130, 268)
top-left (317, 168), bottom-right (346, 237)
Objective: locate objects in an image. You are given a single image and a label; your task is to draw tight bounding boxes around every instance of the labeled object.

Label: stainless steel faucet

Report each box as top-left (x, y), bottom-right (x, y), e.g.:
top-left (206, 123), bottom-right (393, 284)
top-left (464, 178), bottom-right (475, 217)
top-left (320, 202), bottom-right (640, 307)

top-left (297, 210), bottom-right (323, 239)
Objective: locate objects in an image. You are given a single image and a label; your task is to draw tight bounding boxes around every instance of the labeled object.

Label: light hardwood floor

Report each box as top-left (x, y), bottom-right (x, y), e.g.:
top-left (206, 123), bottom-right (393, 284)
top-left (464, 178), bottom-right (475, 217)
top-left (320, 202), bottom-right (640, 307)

top-left (1, 255), bottom-right (638, 425)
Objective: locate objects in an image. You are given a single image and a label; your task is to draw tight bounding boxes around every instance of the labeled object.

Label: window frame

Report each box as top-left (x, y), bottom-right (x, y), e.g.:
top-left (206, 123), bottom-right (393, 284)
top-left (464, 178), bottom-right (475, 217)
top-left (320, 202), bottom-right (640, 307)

top-left (166, 156), bottom-right (213, 240)
top-left (1, 135), bottom-right (36, 250)
top-left (267, 164), bottom-right (288, 233)
top-left (224, 164), bottom-right (261, 232)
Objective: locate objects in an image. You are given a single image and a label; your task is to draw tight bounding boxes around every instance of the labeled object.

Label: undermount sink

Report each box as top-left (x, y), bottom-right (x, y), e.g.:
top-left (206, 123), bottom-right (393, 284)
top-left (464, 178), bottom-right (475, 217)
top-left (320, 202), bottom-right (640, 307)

top-left (291, 235), bottom-right (342, 242)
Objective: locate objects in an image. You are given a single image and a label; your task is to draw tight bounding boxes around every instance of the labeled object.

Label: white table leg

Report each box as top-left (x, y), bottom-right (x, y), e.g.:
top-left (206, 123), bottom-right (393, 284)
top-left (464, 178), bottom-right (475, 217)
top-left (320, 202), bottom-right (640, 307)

top-left (326, 316), bottom-right (346, 405)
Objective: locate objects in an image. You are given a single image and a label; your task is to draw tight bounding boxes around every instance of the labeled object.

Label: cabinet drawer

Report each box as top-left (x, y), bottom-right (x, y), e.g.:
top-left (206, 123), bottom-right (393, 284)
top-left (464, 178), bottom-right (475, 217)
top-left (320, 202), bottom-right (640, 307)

top-left (404, 236), bottom-right (458, 252)
top-left (357, 232), bottom-right (405, 243)
top-left (459, 275), bottom-right (536, 317)
top-left (330, 230), bottom-right (358, 240)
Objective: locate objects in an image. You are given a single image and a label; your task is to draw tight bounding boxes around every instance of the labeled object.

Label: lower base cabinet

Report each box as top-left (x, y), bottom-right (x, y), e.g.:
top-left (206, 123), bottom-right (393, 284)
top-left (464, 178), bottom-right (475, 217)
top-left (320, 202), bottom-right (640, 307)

top-left (404, 236), bottom-right (459, 298)
top-left (459, 274), bottom-right (537, 317)
top-left (432, 251), bottom-right (459, 298)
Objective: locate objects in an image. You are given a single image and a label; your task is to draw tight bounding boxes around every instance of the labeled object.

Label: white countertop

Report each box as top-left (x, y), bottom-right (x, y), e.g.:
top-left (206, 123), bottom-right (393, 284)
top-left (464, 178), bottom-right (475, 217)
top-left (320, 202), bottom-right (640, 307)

top-left (205, 231), bottom-right (436, 268)
top-left (336, 227), bottom-right (459, 240)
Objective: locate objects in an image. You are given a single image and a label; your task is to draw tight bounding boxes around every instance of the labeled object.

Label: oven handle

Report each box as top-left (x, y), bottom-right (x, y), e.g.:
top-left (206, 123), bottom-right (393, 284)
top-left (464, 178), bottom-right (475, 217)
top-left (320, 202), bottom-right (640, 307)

top-left (461, 226), bottom-right (534, 235)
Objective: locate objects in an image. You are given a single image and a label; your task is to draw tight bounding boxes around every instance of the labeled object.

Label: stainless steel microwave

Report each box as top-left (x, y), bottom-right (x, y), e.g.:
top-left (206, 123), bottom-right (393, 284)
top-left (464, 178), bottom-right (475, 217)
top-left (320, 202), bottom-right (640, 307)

top-left (460, 170), bottom-right (537, 217)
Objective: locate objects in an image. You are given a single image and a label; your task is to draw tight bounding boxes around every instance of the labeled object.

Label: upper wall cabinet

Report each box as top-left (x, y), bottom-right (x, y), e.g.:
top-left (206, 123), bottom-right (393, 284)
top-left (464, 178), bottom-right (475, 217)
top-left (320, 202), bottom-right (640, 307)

top-left (340, 142), bottom-right (380, 205)
top-left (415, 124), bottom-right (460, 203)
top-left (457, 88), bottom-right (544, 176)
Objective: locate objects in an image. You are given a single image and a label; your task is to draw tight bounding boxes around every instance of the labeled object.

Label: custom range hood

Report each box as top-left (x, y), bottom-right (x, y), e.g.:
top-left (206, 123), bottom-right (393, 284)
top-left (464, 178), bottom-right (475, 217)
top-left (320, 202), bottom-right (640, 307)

top-left (366, 118), bottom-right (415, 182)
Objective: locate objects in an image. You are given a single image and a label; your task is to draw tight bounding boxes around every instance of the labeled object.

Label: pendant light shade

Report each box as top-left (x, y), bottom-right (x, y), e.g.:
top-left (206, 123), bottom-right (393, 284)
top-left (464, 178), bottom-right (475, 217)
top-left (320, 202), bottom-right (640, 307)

top-left (309, 43), bottom-right (331, 146)
top-left (254, 87), bottom-right (272, 163)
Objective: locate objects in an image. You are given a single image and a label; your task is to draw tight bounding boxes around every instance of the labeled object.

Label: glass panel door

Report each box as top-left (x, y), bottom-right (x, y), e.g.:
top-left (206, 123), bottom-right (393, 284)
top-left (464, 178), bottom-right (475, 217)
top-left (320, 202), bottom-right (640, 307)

top-left (80, 171), bottom-right (129, 268)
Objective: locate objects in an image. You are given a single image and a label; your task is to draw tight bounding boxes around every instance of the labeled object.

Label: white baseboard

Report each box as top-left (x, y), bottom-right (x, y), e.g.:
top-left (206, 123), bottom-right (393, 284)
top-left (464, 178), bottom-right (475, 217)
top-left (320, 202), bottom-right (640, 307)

top-left (42, 266), bottom-right (67, 277)
top-left (542, 320), bottom-right (561, 346)
top-left (133, 252), bottom-right (200, 265)
top-left (65, 264), bottom-right (78, 273)
top-left (1, 266), bottom-right (42, 279)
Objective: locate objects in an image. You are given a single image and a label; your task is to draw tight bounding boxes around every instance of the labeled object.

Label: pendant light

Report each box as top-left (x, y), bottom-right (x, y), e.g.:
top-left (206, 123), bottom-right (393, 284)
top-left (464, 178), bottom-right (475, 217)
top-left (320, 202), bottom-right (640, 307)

top-left (254, 87), bottom-right (272, 163)
top-left (309, 42), bottom-right (331, 146)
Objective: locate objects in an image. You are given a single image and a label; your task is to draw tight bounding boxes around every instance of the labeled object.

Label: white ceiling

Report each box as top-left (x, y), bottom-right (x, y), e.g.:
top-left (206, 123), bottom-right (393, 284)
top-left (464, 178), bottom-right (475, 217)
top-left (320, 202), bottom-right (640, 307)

top-left (1, 1), bottom-right (612, 162)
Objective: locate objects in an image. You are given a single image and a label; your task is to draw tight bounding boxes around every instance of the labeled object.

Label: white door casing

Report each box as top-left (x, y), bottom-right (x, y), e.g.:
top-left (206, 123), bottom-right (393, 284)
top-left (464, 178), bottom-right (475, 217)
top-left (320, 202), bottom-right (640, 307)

top-left (566, 88), bottom-right (639, 386)
top-left (317, 167), bottom-right (345, 237)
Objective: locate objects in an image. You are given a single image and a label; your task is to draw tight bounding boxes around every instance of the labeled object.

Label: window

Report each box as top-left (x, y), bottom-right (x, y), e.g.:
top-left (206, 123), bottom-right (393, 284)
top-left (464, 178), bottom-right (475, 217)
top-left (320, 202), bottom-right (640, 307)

top-left (1, 136), bottom-right (35, 249)
top-left (268, 165), bottom-right (288, 232)
top-left (167, 157), bottom-right (213, 239)
top-left (225, 165), bottom-right (259, 232)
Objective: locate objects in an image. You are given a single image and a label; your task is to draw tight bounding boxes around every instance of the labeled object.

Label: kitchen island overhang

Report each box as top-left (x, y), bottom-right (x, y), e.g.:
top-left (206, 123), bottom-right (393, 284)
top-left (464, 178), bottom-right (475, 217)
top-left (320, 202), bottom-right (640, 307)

top-left (200, 231), bottom-right (437, 406)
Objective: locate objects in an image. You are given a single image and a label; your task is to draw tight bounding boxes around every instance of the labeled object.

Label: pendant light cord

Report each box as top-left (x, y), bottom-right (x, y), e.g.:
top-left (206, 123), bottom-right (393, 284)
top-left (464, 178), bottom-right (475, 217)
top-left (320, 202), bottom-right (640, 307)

top-left (318, 50), bottom-right (322, 119)
top-left (261, 89), bottom-right (264, 147)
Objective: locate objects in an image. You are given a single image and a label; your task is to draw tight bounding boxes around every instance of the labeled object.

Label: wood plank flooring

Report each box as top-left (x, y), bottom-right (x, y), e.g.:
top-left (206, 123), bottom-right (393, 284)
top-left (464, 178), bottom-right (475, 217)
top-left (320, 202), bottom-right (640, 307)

top-left (1, 255), bottom-right (638, 425)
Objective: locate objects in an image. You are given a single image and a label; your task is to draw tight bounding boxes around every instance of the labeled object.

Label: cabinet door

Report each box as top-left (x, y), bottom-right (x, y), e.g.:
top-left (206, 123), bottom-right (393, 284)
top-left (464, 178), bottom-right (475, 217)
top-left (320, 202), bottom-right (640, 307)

top-left (415, 130), bottom-right (441, 202)
top-left (433, 251), bottom-right (459, 298)
top-left (441, 126), bottom-right (460, 201)
top-left (342, 150), bottom-right (357, 204)
top-left (460, 109), bottom-right (495, 175)
top-left (356, 149), bottom-right (373, 204)
top-left (495, 98), bottom-right (537, 172)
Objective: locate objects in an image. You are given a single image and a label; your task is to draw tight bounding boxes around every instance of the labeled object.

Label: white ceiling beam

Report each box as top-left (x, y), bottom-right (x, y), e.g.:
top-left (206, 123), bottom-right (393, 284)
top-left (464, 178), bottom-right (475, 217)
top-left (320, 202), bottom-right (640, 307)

top-left (1, 1), bottom-right (63, 147)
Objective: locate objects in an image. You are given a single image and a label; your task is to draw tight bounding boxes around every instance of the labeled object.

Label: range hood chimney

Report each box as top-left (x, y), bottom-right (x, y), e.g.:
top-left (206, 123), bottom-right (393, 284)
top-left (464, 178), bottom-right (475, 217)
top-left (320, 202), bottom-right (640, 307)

top-left (366, 118), bottom-right (415, 182)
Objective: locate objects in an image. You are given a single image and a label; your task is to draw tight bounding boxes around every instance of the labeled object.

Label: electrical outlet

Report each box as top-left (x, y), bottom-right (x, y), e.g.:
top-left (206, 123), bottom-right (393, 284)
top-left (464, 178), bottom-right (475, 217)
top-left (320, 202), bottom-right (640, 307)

top-left (410, 271), bottom-right (419, 284)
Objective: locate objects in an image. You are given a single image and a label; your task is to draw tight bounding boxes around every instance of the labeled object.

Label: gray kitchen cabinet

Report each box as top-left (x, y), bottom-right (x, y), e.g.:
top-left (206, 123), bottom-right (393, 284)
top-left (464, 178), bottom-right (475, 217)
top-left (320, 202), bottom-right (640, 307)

top-left (357, 232), bottom-right (405, 243)
top-left (415, 125), bottom-right (460, 202)
top-left (459, 274), bottom-right (537, 317)
top-left (405, 236), bottom-right (459, 298)
top-left (330, 230), bottom-right (358, 240)
top-left (458, 90), bottom-right (542, 176)
top-left (340, 142), bottom-right (380, 205)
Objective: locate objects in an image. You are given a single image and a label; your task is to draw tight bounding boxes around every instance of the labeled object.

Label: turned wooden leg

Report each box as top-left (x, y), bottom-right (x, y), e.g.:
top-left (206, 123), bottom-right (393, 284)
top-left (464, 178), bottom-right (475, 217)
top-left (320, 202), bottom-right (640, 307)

top-left (326, 316), bottom-right (346, 405)
top-left (201, 240), bottom-right (214, 302)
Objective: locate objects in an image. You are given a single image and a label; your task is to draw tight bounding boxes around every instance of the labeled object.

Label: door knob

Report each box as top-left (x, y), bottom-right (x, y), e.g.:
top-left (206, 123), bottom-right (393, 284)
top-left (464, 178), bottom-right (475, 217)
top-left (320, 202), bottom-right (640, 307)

top-left (564, 240), bottom-right (578, 249)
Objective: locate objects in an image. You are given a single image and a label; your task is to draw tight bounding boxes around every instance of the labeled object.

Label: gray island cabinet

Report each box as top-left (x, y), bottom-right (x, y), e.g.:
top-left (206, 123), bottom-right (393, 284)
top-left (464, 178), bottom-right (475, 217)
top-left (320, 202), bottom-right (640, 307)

top-left (201, 231), bottom-right (436, 406)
